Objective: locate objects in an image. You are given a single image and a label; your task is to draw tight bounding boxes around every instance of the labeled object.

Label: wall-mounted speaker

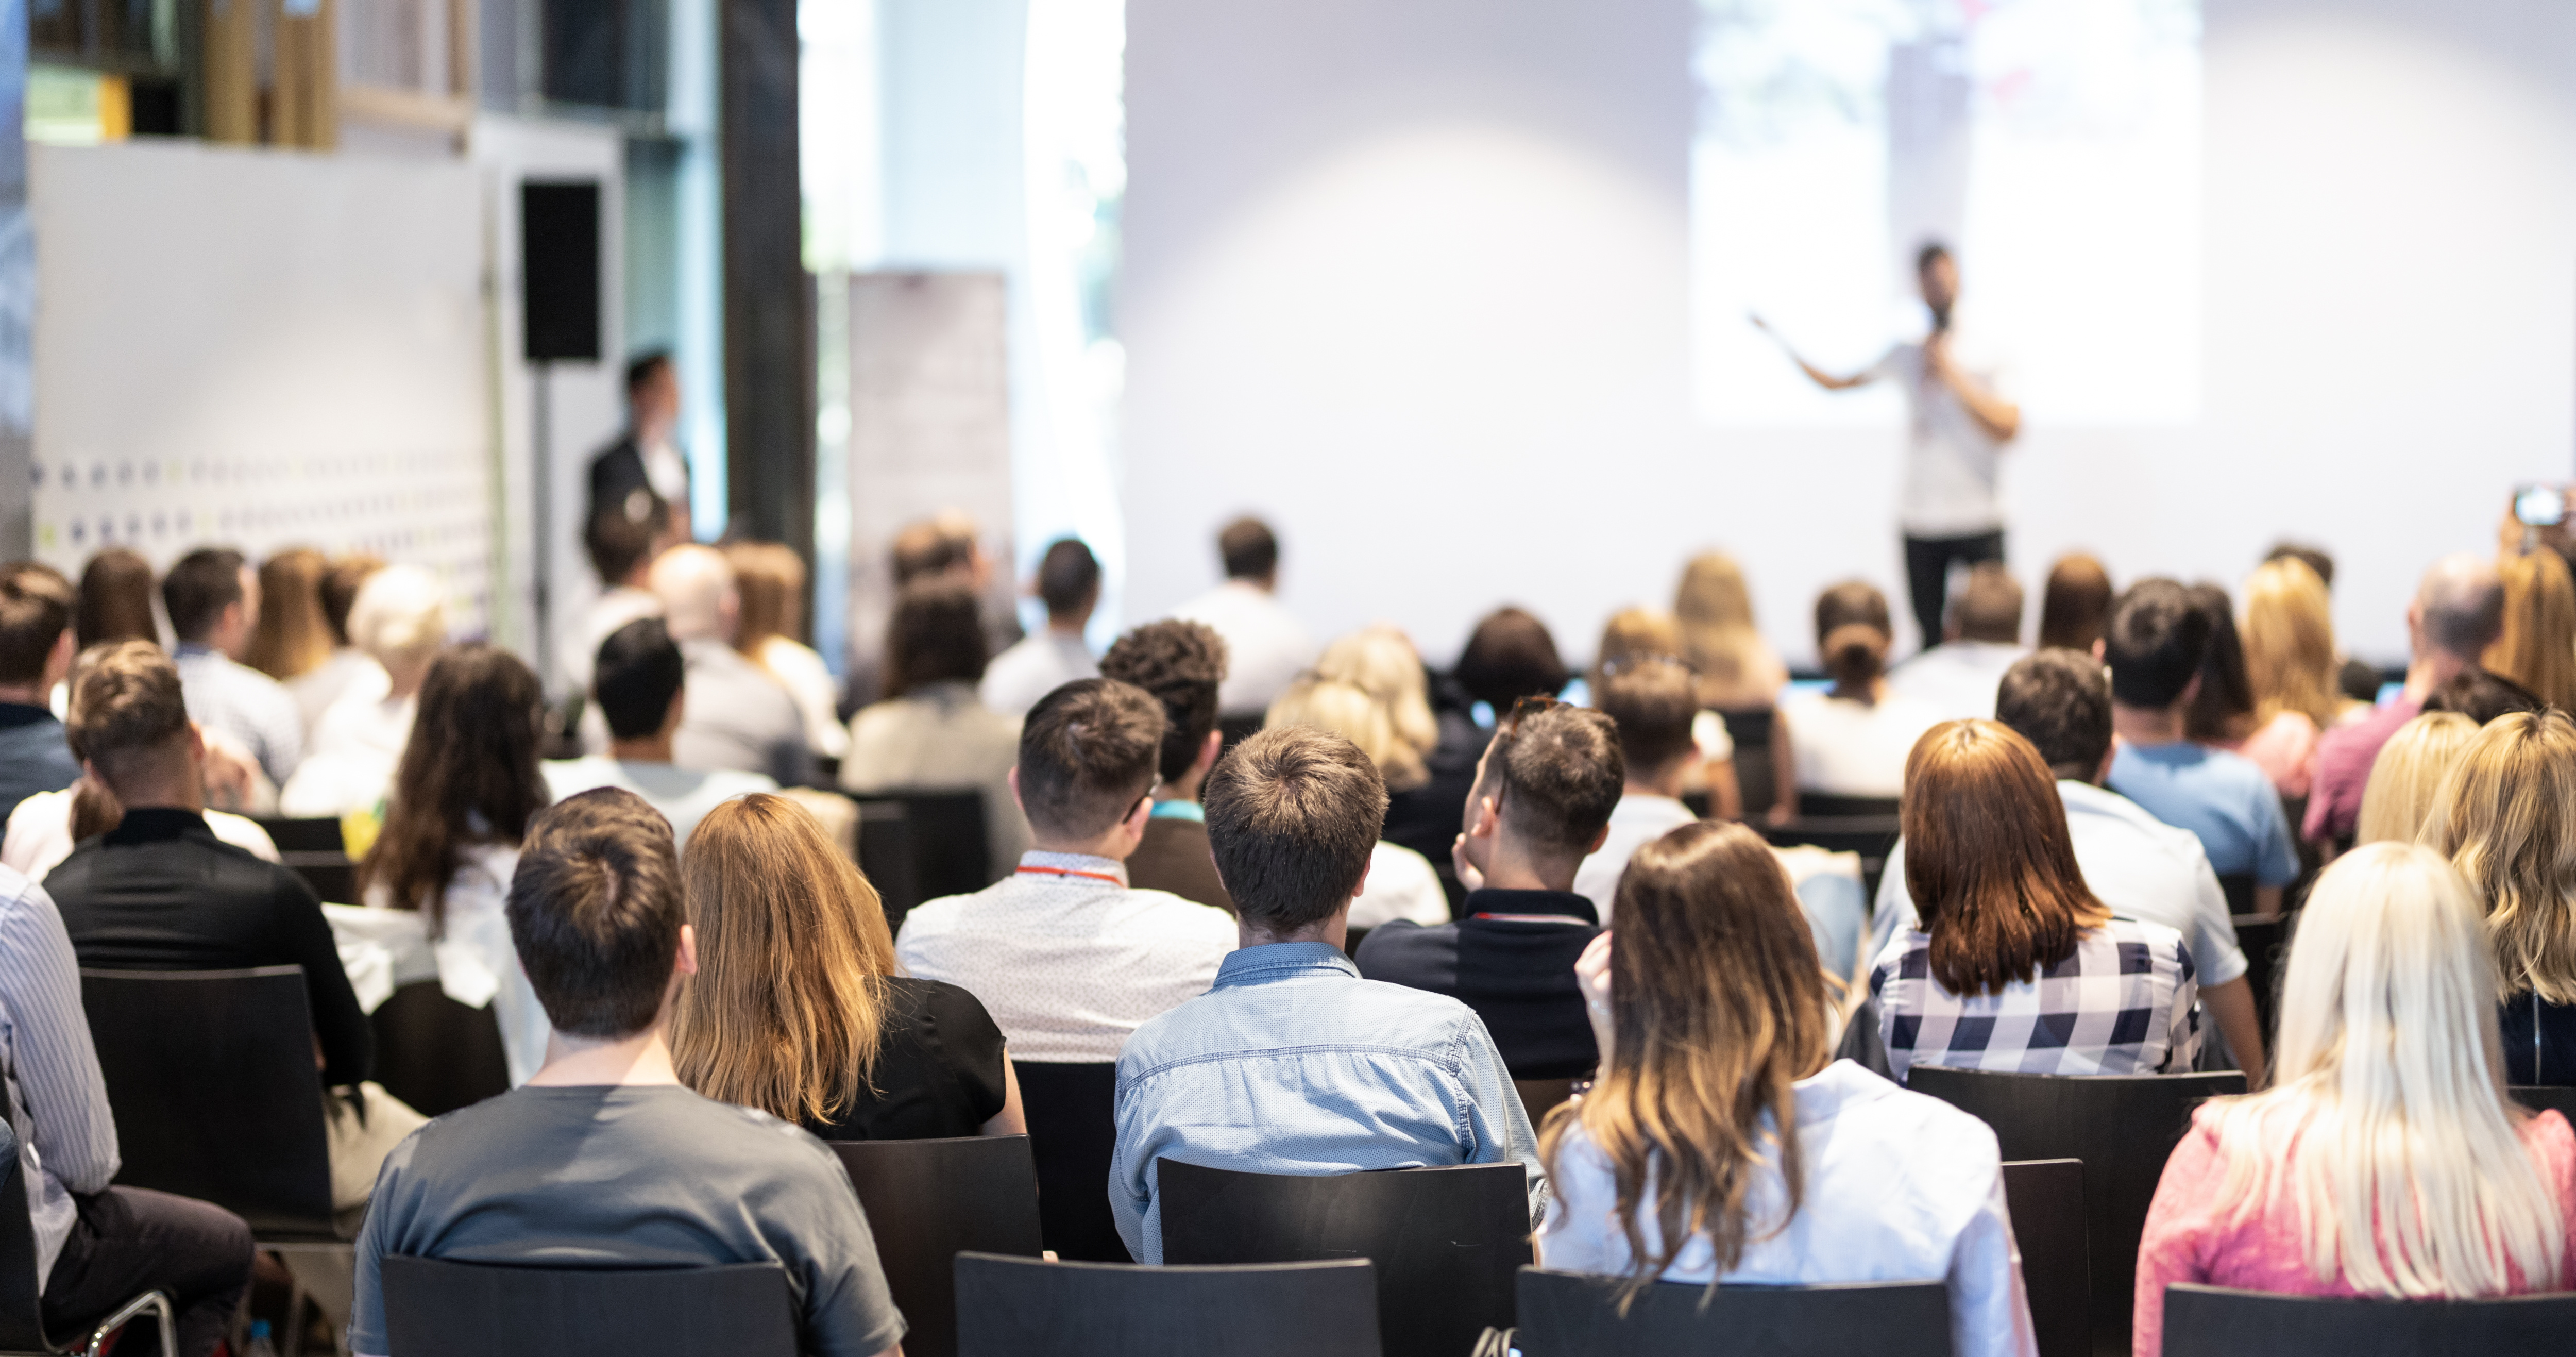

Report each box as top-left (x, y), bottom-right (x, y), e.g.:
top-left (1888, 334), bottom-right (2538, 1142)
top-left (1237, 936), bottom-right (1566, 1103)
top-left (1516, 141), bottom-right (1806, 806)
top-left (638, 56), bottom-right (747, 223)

top-left (520, 180), bottom-right (602, 363)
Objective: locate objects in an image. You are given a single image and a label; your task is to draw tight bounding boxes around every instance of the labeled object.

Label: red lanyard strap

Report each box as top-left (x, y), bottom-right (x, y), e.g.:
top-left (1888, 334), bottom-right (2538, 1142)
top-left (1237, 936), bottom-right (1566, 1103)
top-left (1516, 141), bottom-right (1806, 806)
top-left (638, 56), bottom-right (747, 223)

top-left (1016, 864), bottom-right (1124, 886)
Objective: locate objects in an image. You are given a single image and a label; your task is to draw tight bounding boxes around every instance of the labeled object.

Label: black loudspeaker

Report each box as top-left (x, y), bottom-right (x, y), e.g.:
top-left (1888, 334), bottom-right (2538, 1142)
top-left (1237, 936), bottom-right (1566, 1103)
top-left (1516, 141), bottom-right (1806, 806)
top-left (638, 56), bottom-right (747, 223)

top-left (520, 181), bottom-right (602, 363)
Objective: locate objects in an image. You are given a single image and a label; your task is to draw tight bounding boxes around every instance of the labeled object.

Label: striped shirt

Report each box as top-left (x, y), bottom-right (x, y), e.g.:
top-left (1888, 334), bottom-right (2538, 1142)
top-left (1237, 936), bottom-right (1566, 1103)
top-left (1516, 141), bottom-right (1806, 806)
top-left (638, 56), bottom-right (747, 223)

top-left (175, 643), bottom-right (306, 788)
top-left (1870, 917), bottom-right (2198, 1085)
top-left (0, 866), bottom-right (120, 1285)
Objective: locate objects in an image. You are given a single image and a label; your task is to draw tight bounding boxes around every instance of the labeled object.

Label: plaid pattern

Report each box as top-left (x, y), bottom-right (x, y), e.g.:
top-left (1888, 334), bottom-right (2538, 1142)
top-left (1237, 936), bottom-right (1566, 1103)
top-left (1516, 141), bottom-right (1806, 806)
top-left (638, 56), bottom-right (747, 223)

top-left (1870, 916), bottom-right (2198, 1085)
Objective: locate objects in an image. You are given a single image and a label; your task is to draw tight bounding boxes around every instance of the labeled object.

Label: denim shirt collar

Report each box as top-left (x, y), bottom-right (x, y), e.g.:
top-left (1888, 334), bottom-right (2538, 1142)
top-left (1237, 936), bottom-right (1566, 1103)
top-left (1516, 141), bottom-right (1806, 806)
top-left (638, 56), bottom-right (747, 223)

top-left (1212, 941), bottom-right (1355, 988)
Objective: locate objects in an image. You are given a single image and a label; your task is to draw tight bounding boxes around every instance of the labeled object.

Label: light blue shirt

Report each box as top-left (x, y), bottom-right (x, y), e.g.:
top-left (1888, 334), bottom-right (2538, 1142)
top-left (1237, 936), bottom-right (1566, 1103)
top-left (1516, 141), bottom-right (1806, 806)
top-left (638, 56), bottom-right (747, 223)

top-left (1147, 799), bottom-right (1204, 823)
top-left (1110, 941), bottom-right (1546, 1262)
top-left (2107, 742), bottom-right (2299, 886)
top-left (174, 642), bottom-right (306, 787)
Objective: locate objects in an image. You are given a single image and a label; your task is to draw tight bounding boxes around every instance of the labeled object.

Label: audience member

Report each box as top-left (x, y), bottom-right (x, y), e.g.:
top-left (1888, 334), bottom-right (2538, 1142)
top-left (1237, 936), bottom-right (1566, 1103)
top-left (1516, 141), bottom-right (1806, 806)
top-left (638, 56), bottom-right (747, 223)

top-left (2421, 665), bottom-right (2544, 725)
top-left (347, 789), bottom-right (906, 1357)
top-left (2484, 547), bottom-right (2576, 712)
top-left (2102, 580), bottom-right (2298, 911)
top-left (2179, 580), bottom-right (2312, 804)
top-left (1264, 676), bottom-right (1449, 928)
top-left (1889, 563), bottom-right (2027, 719)
top-left (2417, 711), bottom-right (2576, 1086)
top-left (2352, 711), bottom-right (2477, 846)
top-left (245, 547), bottom-right (332, 684)
top-left (2305, 554), bottom-right (2502, 845)
top-left (2235, 559), bottom-right (2343, 800)
top-left (546, 619), bottom-right (776, 849)
top-left (726, 540), bottom-right (852, 763)
top-left (163, 546), bottom-right (303, 785)
top-left (674, 793), bottom-right (1025, 1141)
top-left (349, 645), bottom-right (554, 1084)
top-left (1874, 652), bottom-right (2266, 1085)
top-left (1588, 610), bottom-right (1740, 819)
top-left (895, 678), bottom-right (1234, 1063)
top-left (562, 497), bottom-right (668, 699)
top-left (2035, 551), bottom-right (2112, 652)
top-left (1780, 580), bottom-right (1941, 801)
top-left (1588, 607), bottom-right (1680, 692)
top-left (1872, 719), bottom-right (2199, 1084)
top-left (1172, 516), bottom-right (1316, 720)
top-left (1358, 698), bottom-right (1615, 1078)
top-left (890, 510), bottom-right (988, 589)
top-left (73, 547), bottom-right (157, 651)
top-left (2133, 844), bottom-right (2574, 1354)
top-left (292, 551), bottom-right (389, 734)
top-left (1113, 726), bottom-right (1544, 1262)
top-left (47, 642), bottom-right (410, 1209)
top-left (2266, 542), bottom-right (2386, 706)
top-left (1099, 619), bottom-right (1234, 912)
top-left (650, 545), bottom-right (814, 788)
top-left (1571, 659), bottom-right (1701, 917)
top-left (842, 578), bottom-right (1030, 879)
top-left (1320, 624), bottom-right (1494, 882)
top-left (1674, 550), bottom-right (1795, 820)
top-left (587, 351), bottom-right (692, 541)
top-left (983, 538), bottom-right (1102, 715)
top-left (875, 511), bottom-right (1019, 708)
top-left (0, 563), bottom-right (80, 830)
top-left (1541, 821), bottom-right (2033, 1357)
top-left (1454, 606), bottom-right (1571, 717)
top-left (280, 564), bottom-right (447, 817)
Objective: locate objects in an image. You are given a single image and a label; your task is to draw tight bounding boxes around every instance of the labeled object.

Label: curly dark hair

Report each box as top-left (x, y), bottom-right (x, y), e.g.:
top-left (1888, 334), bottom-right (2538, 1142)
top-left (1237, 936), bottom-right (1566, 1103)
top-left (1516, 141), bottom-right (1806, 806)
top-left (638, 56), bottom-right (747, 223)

top-left (359, 644), bottom-right (550, 936)
top-left (1101, 620), bottom-right (1228, 783)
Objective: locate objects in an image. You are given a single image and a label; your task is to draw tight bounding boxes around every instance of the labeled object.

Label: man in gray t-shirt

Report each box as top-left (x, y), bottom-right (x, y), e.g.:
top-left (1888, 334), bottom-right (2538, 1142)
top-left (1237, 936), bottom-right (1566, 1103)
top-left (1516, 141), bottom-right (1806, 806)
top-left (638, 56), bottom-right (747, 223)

top-left (348, 788), bottom-right (904, 1357)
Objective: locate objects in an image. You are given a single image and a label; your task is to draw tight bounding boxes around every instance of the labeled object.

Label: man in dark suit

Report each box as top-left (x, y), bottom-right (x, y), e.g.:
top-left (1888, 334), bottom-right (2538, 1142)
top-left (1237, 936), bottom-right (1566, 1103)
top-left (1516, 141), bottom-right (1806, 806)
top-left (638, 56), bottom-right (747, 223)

top-left (589, 350), bottom-right (689, 541)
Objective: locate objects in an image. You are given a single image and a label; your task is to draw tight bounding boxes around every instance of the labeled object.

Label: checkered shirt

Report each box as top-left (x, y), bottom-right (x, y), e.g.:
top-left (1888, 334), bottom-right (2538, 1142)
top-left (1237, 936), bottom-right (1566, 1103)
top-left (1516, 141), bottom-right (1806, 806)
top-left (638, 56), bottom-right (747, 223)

top-left (1869, 915), bottom-right (2198, 1085)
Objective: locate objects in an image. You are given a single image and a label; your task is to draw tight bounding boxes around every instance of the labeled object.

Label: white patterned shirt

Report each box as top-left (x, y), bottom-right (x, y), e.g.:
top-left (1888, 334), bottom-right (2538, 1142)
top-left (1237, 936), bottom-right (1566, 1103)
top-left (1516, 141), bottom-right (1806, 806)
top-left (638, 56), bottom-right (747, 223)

top-left (175, 643), bottom-right (305, 786)
top-left (1870, 916), bottom-right (2198, 1085)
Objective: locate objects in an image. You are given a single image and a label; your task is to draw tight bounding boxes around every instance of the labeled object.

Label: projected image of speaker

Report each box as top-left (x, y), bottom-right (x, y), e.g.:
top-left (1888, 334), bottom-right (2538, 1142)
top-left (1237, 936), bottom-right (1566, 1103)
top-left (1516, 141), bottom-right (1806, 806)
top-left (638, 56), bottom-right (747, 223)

top-left (520, 181), bottom-right (602, 363)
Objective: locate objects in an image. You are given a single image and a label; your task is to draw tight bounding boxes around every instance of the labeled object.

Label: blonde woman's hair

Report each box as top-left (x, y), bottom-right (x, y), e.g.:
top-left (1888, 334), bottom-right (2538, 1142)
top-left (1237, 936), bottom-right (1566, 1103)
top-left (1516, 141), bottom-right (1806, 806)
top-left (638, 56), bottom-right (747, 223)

top-left (726, 541), bottom-right (809, 657)
top-left (2354, 712), bottom-right (2478, 847)
top-left (245, 548), bottom-right (333, 681)
top-left (2484, 550), bottom-right (2576, 714)
top-left (1594, 608), bottom-right (1682, 691)
top-left (671, 793), bottom-right (896, 1125)
top-left (2419, 710), bottom-right (2576, 1003)
top-left (1674, 551), bottom-right (1759, 688)
top-left (1265, 674), bottom-right (1426, 793)
top-left (345, 565), bottom-right (449, 674)
top-left (2200, 843), bottom-right (2562, 1298)
top-left (1314, 626), bottom-right (1437, 758)
top-left (2241, 558), bottom-right (2341, 729)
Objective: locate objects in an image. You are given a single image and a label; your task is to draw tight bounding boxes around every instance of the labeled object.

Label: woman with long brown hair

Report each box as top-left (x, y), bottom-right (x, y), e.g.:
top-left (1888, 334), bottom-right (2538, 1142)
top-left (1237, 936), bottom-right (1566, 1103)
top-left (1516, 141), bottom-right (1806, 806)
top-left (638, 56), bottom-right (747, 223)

top-left (674, 792), bottom-right (1025, 1139)
top-left (245, 547), bottom-right (333, 683)
top-left (724, 540), bottom-right (850, 762)
top-left (1872, 719), bottom-right (2198, 1083)
top-left (1540, 820), bottom-right (2032, 1357)
top-left (2484, 548), bottom-right (2576, 713)
top-left (73, 547), bottom-right (158, 649)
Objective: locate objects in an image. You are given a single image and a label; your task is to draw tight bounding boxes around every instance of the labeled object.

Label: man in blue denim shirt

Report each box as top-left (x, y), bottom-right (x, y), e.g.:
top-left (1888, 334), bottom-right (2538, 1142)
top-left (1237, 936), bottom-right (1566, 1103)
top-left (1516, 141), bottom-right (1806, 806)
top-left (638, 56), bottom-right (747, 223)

top-left (1111, 727), bottom-right (1545, 1263)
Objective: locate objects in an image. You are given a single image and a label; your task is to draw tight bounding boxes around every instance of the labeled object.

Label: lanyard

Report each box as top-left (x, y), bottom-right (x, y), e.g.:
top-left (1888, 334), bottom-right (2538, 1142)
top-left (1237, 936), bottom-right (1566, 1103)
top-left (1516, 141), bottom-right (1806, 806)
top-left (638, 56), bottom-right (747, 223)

top-left (1016, 865), bottom-right (1124, 886)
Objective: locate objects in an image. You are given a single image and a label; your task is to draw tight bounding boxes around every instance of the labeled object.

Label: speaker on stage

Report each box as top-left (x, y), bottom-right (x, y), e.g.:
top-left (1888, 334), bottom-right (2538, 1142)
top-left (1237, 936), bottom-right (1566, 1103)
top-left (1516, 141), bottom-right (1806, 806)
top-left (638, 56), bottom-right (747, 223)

top-left (520, 181), bottom-right (602, 363)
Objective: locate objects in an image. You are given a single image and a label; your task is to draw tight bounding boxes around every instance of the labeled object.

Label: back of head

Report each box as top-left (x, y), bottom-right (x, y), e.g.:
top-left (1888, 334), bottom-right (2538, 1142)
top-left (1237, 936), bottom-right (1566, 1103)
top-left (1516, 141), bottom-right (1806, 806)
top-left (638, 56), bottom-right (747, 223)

top-left (2484, 550), bottom-right (2576, 712)
top-left (1454, 607), bottom-right (1568, 712)
top-left (2265, 542), bottom-right (2336, 591)
top-left (2212, 842), bottom-right (2561, 1298)
top-left (507, 788), bottom-right (684, 1040)
top-left (75, 548), bottom-right (159, 650)
top-left (1995, 650), bottom-right (2111, 780)
top-left (1314, 625), bottom-right (1437, 757)
top-left (724, 541), bottom-right (807, 652)
top-left (1812, 580), bottom-right (1891, 689)
top-left (1592, 608), bottom-right (1681, 686)
top-left (2354, 711), bottom-right (2477, 847)
top-left (625, 350), bottom-right (673, 404)
top-left (347, 565), bottom-right (449, 672)
top-left (1901, 719), bottom-right (2105, 995)
top-left (319, 553), bottom-right (385, 647)
top-left (1035, 538), bottom-right (1101, 619)
top-left (2103, 578), bottom-right (2212, 709)
top-left (2036, 553), bottom-right (2112, 652)
top-left (1265, 674), bottom-right (1425, 793)
top-left (1556, 818), bottom-right (1831, 1291)
top-left (1476, 700), bottom-right (1624, 860)
top-left (585, 497), bottom-right (668, 588)
top-left (1596, 659), bottom-right (1699, 775)
top-left (366, 644), bottom-right (549, 928)
top-left (884, 578), bottom-right (989, 696)
top-left (1018, 678), bottom-right (1167, 839)
top-left (160, 547), bottom-right (246, 644)
top-left (65, 641), bottom-right (191, 794)
top-left (245, 548), bottom-right (331, 680)
top-left (671, 793), bottom-right (895, 1124)
top-left (2242, 557), bottom-right (2341, 728)
top-left (1950, 564), bottom-right (2023, 644)
top-left (2417, 553), bottom-right (2506, 662)
top-left (2419, 708), bottom-right (2576, 1004)
top-left (649, 543), bottom-right (736, 644)
top-left (890, 513), bottom-right (979, 587)
top-left (594, 617), bottom-right (685, 740)
top-left (1101, 620), bottom-right (1228, 783)
top-left (2421, 668), bottom-right (2543, 725)
top-left (1674, 550), bottom-right (1762, 690)
top-left (1203, 726), bottom-right (1387, 934)
top-left (1217, 516), bottom-right (1279, 582)
top-left (2181, 582), bottom-right (2256, 742)
top-left (0, 562), bottom-right (74, 686)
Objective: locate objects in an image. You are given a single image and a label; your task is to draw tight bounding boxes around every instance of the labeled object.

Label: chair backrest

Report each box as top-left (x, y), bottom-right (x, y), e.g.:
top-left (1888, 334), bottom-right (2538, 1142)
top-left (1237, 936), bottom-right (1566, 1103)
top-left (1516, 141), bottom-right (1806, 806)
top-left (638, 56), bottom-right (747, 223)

top-left (381, 1257), bottom-right (798, 1356)
top-left (2159, 1282), bottom-right (2576, 1355)
top-left (0, 1120), bottom-right (53, 1352)
top-left (1157, 1160), bottom-right (1530, 1357)
top-left (79, 966), bottom-right (336, 1235)
top-left (1514, 1078), bottom-right (1580, 1127)
top-left (851, 790), bottom-right (991, 899)
top-left (1511, 1266), bottom-right (1951, 1357)
top-left (2511, 1086), bottom-right (2576, 1119)
top-left (1906, 1067), bottom-right (2244, 1353)
top-left (1999, 1159), bottom-right (2089, 1357)
top-left (829, 1135), bottom-right (1044, 1357)
top-left (1757, 816), bottom-right (1903, 903)
top-left (1721, 706), bottom-right (1780, 818)
top-left (252, 816), bottom-right (346, 854)
top-left (1794, 793), bottom-right (1902, 820)
top-left (2230, 913), bottom-right (2293, 1042)
top-left (1011, 1062), bottom-right (1130, 1262)
top-left (954, 1251), bottom-right (1380, 1357)
top-left (854, 798), bottom-right (923, 928)
top-left (369, 980), bottom-right (511, 1118)
top-left (253, 816), bottom-right (358, 902)
top-left (2216, 873), bottom-right (2258, 917)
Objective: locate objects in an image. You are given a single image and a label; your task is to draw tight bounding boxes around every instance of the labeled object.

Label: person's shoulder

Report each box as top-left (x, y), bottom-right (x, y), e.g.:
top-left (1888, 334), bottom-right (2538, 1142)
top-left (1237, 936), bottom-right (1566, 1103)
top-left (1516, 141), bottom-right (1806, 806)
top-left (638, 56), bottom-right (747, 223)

top-left (1348, 971), bottom-right (1483, 1035)
top-left (1353, 918), bottom-right (1451, 971)
top-left (704, 768), bottom-right (781, 797)
top-left (1118, 887), bottom-right (1241, 942)
top-left (1369, 840), bottom-right (1442, 882)
top-left (543, 756), bottom-right (623, 797)
top-left (2098, 914), bottom-right (2191, 961)
top-left (1821, 1062), bottom-right (2001, 1157)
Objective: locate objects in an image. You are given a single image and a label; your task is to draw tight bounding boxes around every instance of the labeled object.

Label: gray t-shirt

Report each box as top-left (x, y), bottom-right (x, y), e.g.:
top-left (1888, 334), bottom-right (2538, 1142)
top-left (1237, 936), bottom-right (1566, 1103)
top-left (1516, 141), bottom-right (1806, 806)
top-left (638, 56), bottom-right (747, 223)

top-left (350, 1085), bottom-right (905, 1357)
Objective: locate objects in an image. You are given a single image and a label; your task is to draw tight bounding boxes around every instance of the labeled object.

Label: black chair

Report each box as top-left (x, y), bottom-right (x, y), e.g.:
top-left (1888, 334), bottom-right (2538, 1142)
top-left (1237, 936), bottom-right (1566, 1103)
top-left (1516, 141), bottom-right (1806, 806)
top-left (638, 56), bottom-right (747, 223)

top-left (1717, 706), bottom-right (1780, 819)
top-left (380, 1257), bottom-right (797, 1356)
top-left (2001, 1159), bottom-right (2090, 1357)
top-left (0, 1121), bottom-right (175, 1357)
top-left (2215, 873), bottom-right (2257, 917)
top-left (368, 980), bottom-right (510, 1117)
top-left (1515, 1078), bottom-right (1580, 1126)
top-left (2230, 912), bottom-right (2293, 1043)
top-left (1757, 816), bottom-right (1904, 903)
top-left (2160, 1282), bottom-right (2576, 1355)
top-left (1512, 1267), bottom-right (1951, 1356)
top-left (1905, 1066), bottom-right (2244, 1356)
top-left (1214, 714), bottom-right (1265, 757)
top-left (1795, 792), bottom-right (1901, 819)
top-left (253, 817), bottom-right (357, 903)
top-left (1012, 1063), bottom-right (1130, 1262)
top-left (954, 1251), bottom-right (1380, 1357)
top-left (1158, 1160), bottom-right (1530, 1357)
top-left (2512, 1086), bottom-right (2576, 1119)
top-left (850, 790), bottom-right (992, 900)
top-left (829, 1135), bottom-right (1044, 1357)
top-left (853, 798), bottom-right (924, 928)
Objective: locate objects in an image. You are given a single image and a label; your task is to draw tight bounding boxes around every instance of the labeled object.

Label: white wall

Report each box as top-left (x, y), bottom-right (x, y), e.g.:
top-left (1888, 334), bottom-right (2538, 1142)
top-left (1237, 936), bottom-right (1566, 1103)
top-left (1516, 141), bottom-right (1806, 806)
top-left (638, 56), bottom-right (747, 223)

top-left (1121, 0), bottom-right (2576, 667)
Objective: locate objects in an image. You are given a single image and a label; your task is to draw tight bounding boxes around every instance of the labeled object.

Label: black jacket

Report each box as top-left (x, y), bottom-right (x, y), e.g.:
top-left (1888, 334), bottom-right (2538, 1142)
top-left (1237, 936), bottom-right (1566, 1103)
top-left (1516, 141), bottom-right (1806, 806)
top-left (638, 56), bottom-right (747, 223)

top-left (1353, 887), bottom-right (1600, 1079)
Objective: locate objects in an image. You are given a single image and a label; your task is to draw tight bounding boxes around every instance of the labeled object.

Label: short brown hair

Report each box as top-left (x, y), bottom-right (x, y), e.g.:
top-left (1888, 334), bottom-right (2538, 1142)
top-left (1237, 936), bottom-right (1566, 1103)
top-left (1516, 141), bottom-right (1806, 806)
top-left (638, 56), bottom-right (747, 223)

top-left (65, 642), bottom-right (191, 788)
top-left (1218, 517), bottom-right (1278, 581)
top-left (885, 579), bottom-right (988, 697)
top-left (1204, 726), bottom-right (1386, 931)
top-left (0, 562), bottom-right (73, 685)
top-left (74, 548), bottom-right (158, 650)
top-left (1101, 621), bottom-right (1228, 783)
top-left (1017, 678), bottom-right (1166, 839)
top-left (506, 788), bottom-right (685, 1040)
top-left (1454, 607), bottom-right (1569, 711)
top-left (2037, 553), bottom-right (2112, 652)
top-left (1596, 659), bottom-right (1697, 772)
top-left (160, 547), bottom-right (246, 643)
top-left (1951, 564), bottom-right (2023, 644)
top-left (1476, 700), bottom-right (1624, 857)
top-left (1901, 720), bottom-right (2109, 996)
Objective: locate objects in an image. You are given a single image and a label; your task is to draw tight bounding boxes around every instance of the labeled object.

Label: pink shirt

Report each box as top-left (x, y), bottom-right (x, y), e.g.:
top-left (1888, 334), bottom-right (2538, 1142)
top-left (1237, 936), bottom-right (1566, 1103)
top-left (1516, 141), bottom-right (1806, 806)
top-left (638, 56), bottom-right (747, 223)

top-left (2302, 695), bottom-right (2421, 844)
top-left (2133, 1104), bottom-right (2576, 1355)
top-left (2216, 710), bottom-right (2320, 801)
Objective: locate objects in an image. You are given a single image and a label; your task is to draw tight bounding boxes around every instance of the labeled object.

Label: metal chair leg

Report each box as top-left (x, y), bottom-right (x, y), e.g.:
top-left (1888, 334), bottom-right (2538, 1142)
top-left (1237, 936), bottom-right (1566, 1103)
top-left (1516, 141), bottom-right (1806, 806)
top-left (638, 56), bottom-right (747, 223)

top-left (76, 1290), bottom-right (173, 1357)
